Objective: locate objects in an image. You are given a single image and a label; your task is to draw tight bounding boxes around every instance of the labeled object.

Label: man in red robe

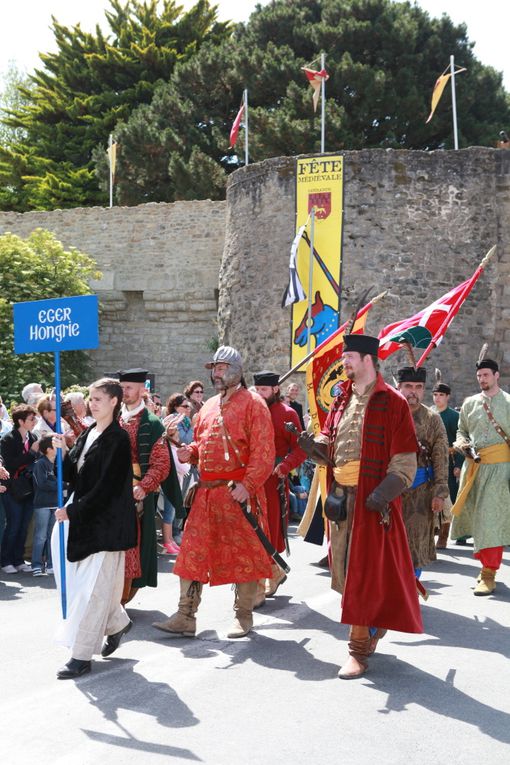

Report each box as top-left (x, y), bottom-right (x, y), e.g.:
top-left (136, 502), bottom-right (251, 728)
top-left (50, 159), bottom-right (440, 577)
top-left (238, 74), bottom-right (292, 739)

top-left (153, 346), bottom-right (275, 639)
top-left (299, 333), bottom-right (422, 679)
top-left (253, 370), bottom-right (306, 605)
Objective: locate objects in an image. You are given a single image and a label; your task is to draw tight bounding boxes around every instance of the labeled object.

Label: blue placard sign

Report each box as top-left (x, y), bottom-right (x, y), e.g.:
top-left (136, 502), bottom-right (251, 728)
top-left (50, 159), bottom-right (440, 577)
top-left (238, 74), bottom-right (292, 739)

top-left (13, 294), bottom-right (99, 354)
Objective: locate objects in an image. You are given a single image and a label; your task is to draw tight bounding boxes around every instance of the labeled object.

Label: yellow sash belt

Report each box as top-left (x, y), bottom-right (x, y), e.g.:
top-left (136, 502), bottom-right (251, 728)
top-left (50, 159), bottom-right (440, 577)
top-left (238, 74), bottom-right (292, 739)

top-left (451, 443), bottom-right (510, 517)
top-left (333, 461), bottom-right (360, 487)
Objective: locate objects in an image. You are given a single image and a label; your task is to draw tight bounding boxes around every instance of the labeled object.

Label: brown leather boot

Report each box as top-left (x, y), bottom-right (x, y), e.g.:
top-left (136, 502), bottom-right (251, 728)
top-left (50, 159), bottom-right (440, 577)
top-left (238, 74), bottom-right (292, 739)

top-left (253, 579), bottom-right (266, 609)
top-left (368, 628), bottom-right (387, 655)
top-left (153, 579), bottom-right (202, 636)
top-left (228, 581), bottom-right (258, 638)
top-left (436, 522), bottom-right (450, 550)
top-left (338, 626), bottom-right (371, 679)
top-left (474, 567), bottom-right (496, 596)
top-left (265, 563), bottom-right (287, 597)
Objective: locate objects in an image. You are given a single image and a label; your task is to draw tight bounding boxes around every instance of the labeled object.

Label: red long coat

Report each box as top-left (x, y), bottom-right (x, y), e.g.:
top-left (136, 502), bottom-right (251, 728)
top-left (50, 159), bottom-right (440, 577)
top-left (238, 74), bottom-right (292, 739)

top-left (174, 387), bottom-right (275, 585)
top-left (265, 401), bottom-right (306, 552)
top-left (322, 374), bottom-right (423, 633)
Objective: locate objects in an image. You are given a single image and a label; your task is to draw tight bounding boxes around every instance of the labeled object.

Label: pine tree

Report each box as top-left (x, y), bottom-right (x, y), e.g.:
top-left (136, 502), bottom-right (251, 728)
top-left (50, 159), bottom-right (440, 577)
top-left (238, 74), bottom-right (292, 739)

top-left (0, 0), bottom-right (231, 211)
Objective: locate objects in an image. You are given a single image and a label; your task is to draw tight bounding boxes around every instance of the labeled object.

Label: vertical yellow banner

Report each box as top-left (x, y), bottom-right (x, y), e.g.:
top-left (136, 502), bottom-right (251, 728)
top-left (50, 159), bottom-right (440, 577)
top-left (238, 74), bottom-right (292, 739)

top-left (291, 155), bottom-right (344, 366)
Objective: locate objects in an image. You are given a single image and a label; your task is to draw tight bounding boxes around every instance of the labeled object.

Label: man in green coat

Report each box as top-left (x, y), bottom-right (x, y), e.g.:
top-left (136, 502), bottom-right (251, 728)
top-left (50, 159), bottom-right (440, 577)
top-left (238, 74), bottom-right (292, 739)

top-left (451, 358), bottom-right (510, 596)
top-left (119, 369), bottom-right (182, 603)
top-left (431, 376), bottom-right (464, 548)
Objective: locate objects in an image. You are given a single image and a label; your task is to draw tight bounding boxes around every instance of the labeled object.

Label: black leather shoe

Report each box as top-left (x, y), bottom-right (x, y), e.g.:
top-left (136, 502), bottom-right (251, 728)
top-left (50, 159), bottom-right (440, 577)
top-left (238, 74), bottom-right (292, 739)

top-left (57, 658), bottom-right (91, 679)
top-left (101, 619), bottom-right (133, 657)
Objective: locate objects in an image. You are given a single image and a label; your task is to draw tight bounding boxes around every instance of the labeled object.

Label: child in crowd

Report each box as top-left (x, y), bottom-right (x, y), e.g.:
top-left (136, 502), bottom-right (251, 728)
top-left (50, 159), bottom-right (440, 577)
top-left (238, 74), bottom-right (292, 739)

top-left (31, 435), bottom-right (58, 576)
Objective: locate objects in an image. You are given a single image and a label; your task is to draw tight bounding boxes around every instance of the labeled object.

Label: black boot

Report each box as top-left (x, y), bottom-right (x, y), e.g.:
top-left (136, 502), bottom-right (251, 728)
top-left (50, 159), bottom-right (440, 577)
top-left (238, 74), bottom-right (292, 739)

top-left (101, 620), bottom-right (133, 657)
top-left (57, 658), bottom-right (92, 679)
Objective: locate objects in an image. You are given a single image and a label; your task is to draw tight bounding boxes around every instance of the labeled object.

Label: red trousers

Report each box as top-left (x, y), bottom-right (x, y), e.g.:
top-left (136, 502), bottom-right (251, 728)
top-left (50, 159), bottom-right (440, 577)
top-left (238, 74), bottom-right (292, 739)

top-left (474, 546), bottom-right (503, 570)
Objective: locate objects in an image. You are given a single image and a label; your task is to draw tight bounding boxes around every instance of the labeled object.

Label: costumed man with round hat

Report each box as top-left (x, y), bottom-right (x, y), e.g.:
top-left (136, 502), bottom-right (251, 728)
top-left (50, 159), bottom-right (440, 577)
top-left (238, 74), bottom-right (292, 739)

top-left (253, 370), bottom-right (306, 606)
top-left (397, 366), bottom-right (449, 586)
top-left (431, 371), bottom-right (464, 548)
top-left (451, 352), bottom-right (510, 595)
top-left (153, 346), bottom-right (275, 639)
top-left (298, 332), bottom-right (423, 679)
top-left (118, 368), bottom-right (182, 603)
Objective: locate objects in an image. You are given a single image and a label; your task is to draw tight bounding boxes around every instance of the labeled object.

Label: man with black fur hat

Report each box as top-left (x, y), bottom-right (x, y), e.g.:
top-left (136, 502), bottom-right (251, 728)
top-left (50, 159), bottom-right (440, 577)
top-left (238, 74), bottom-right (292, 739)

top-left (118, 368), bottom-right (180, 603)
top-left (253, 370), bottom-right (306, 606)
top-left (298, 333), bottom-right (423, 679)
top-left (153, 346), bottom-right (275, 639)
top-left (397, 367), bottom-right (449, 581)
top-left (431, 372), bottom-right (464, 548)
top-left (451, 354), bottom-right (510, 595)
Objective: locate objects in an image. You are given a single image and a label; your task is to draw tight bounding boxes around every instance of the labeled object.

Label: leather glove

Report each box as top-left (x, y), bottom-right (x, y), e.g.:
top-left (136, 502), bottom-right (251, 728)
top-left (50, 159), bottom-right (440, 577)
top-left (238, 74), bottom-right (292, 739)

top-left (366, 474), bottom-right (406, 513)
top-left (297, 432), bottom-right (330, 465)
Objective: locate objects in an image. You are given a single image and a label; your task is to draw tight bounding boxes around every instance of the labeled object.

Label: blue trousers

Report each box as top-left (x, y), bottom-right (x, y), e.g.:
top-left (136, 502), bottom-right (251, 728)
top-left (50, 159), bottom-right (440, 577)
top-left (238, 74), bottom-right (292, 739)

top-left (31, 507), bottom-right (56, 569)
top-left (0, 493), bottom-right (34, 567)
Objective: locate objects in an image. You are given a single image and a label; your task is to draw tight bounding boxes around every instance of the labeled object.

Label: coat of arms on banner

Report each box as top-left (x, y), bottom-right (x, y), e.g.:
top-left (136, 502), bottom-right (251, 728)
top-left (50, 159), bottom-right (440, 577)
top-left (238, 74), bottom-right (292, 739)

top-left (308, 192), bottom-right (331, 220)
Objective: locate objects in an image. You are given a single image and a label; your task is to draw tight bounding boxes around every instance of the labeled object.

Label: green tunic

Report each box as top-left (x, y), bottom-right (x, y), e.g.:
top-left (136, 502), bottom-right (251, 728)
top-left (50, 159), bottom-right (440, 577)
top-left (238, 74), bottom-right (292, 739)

top-left (451, 390), bottom-right (510, 551)
top-left (432, 405), bottom-right (464, 502)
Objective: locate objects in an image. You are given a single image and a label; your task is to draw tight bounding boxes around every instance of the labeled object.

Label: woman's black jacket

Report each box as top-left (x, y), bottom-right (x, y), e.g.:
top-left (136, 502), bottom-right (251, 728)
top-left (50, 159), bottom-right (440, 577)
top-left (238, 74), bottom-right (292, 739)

top-left (63, 420), bottom-right (137, 562)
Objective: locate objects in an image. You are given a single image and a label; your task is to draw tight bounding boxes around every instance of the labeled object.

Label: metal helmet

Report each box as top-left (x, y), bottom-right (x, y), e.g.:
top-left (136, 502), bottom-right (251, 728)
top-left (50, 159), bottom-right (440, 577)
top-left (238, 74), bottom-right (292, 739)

top-left (205, 345), bottom-right (243, 388)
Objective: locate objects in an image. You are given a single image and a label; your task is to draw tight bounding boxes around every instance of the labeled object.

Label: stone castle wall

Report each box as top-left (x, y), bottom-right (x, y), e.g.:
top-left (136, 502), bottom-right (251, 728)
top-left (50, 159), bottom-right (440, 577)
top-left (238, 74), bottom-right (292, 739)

top-left (1, 147), bottom-right (509, 405)
top-left (0, 201), bottom-right (226, 398)
top-left (219, 148), bottom-right (510, 405)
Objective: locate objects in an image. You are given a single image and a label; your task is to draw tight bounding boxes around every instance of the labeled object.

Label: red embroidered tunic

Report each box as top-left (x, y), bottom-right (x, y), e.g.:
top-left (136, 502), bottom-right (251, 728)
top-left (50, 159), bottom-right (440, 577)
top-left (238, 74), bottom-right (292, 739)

top-left (174, 387), bottom-right (276, 585)
top-left (322, 374), bottom-right (423, 633)
top-left (264, 401), bottom-right (306, 552)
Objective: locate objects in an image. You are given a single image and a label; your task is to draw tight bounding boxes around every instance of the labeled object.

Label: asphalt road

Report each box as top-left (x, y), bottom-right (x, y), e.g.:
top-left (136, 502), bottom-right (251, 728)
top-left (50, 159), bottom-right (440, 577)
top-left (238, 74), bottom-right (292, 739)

top-left (1, 527), bottom-right (509, 765)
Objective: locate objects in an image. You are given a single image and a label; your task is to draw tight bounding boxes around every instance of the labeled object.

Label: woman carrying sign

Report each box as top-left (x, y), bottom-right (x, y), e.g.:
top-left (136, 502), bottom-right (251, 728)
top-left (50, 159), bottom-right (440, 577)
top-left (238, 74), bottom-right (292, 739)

top-left (52, 378), bottom-right (137, 679)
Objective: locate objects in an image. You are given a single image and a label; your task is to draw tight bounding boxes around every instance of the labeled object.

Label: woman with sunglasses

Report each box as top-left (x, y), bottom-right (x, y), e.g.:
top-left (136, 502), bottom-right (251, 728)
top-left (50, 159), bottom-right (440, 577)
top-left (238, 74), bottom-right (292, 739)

top-left (184, 381), bottom-right (205, 418)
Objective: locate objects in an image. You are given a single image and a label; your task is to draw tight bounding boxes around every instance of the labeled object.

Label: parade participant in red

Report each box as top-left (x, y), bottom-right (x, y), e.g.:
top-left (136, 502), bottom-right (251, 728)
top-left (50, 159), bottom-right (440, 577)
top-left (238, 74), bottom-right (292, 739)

top-left (299, 333), bottom-right (422, 679)
top-left (253, 370), bottom-right (306, 604)
top-left (153, 346), bottom-right (275, 639)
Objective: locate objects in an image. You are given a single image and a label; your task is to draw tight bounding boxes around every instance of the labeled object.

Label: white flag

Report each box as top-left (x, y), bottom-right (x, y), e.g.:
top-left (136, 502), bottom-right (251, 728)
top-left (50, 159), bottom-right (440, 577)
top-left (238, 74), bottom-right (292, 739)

top-left (282, 225), bottom-right (307, 307)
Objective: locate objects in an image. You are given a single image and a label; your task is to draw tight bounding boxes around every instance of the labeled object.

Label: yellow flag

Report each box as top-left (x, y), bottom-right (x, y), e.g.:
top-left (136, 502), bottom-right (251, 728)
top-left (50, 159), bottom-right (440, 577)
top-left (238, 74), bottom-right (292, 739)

top-left (426, 67), bottom-right (466, 124)
top-left (426, 74), bottom-right (451, 123)
top-left (107, 142), bottom-right (118, 177)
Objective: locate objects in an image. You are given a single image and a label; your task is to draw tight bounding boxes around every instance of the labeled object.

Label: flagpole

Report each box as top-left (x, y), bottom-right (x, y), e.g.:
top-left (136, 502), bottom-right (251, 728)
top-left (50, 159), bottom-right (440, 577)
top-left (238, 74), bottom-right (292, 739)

top-left (320, 53), bottom-right (326, 154)
top-left (108, 133), bottom-right (113, 208)
top-left (306, 208), bottom-right (316, 356)
top-left (415, 245), bottom-right (496, 367)
top-left (244, 88), bottom-right (249, 166)
top-left (450, 55), bottom-right (459, 150)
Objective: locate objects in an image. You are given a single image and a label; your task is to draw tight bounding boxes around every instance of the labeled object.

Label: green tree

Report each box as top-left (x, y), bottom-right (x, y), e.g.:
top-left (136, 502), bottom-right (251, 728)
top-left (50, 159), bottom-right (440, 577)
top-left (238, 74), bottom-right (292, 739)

top-left (105, 0), bottom-right (510, 204)
top-left (0, 229), bottom-right (101, 401)
top-left (0, 0), bottom-right (231, 211)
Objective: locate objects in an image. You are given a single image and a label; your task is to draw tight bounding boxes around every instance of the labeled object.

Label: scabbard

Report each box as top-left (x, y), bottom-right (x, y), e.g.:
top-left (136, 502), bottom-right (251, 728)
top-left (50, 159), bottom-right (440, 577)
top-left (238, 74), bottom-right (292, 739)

top-left (228, 482), bottom-right (290, 574)
top-left (277, 477), bottom-right (291, 556)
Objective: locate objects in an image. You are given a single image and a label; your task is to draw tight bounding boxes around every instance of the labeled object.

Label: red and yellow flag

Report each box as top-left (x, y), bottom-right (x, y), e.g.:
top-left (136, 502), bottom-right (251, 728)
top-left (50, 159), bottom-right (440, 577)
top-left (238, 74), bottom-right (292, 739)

top-left (302, 67), bottom-right (329, 112)
top-left (229, 102), bottom-right (244, 148)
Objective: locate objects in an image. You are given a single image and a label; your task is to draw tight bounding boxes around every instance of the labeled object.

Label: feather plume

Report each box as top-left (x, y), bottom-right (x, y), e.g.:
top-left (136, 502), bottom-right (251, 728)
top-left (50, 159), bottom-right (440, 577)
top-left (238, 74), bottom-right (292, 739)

top-left (435, 368), bottom-right (442, 383)
top-left (477, 343), bottom-right (488, 366)
top-left (346, 286), bottom-right (373, 335)
top-left (403, 341), bottom-right (417, 369)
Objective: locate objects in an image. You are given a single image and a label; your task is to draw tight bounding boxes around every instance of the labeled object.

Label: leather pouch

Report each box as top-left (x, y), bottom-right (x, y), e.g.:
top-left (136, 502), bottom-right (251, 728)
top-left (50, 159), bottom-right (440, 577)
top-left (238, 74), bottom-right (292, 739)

top-left (324, 481), bottom-right (347, 523)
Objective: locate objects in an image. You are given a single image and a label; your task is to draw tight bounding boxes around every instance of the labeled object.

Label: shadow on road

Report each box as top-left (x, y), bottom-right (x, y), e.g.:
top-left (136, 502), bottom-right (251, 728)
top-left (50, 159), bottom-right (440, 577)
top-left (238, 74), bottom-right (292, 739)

top-left (75, 659), bottom-right (201, 759)
top-left (365, 654), bottom-right (510, 745)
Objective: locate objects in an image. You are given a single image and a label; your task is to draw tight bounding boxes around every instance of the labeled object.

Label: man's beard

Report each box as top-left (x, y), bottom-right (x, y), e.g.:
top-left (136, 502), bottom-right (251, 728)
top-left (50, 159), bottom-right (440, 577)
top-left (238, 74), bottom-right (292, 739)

top-left (405, 394), bottom-right (420, 407)
top-left (263, 393), bottom-right (277, 406)
top-left (212, 375), bottom-right (226, 391)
